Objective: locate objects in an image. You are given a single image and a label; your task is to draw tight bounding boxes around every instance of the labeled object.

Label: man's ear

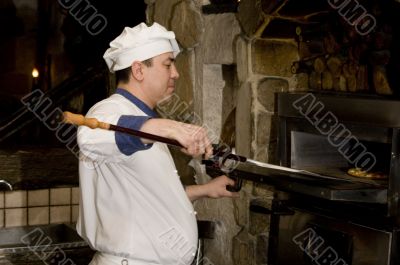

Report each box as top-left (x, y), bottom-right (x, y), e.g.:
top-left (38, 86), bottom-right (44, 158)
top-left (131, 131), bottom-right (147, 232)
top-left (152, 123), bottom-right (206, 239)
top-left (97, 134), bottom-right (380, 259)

top-left (130, 61), bottom-right (144, 81)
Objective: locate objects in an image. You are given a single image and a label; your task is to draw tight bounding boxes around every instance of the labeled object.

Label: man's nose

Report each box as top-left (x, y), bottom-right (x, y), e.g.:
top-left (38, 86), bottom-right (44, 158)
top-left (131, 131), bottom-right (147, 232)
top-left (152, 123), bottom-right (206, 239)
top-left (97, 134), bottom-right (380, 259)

top-left (171, 64), bottom-right (179, 79)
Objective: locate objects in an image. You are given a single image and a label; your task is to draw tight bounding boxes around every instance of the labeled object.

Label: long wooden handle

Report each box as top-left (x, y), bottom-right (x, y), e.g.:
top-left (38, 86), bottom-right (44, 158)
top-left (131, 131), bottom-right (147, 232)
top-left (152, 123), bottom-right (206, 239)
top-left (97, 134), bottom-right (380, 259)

top-left (63, 111), bottom-right (110, 130)
top-left (63, 112), bottom-right (247, 166)
top-left (63, 111), bottom-right (184, 148)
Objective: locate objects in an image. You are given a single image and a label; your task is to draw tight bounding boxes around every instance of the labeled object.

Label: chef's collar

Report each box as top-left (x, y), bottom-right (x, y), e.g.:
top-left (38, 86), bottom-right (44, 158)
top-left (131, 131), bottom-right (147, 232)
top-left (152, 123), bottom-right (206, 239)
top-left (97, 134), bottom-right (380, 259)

top-left (115, 88), bottom-right (158, 118)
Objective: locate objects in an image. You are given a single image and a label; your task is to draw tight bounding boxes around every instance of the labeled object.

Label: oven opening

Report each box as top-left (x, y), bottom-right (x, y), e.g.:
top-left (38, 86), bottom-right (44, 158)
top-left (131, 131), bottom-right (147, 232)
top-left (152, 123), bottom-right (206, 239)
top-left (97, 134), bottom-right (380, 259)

top-left (290, 131), bottom-right (391, 183)
top-left (303, 224), bottom-right (353, 265)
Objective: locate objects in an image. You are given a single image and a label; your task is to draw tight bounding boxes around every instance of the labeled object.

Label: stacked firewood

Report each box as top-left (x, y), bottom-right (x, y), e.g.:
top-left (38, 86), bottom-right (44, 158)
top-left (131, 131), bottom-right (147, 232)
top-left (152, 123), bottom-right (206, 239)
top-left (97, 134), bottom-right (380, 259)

top-left (293, 22), bottom-right (394, 95)
top-left (235, 0), bottom-right (397, 95)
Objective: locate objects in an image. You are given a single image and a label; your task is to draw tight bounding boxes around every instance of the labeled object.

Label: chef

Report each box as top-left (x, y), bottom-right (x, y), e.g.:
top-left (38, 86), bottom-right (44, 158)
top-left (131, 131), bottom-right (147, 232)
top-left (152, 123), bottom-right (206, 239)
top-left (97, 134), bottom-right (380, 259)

top-left (76, 22), bottom-right (238, 265)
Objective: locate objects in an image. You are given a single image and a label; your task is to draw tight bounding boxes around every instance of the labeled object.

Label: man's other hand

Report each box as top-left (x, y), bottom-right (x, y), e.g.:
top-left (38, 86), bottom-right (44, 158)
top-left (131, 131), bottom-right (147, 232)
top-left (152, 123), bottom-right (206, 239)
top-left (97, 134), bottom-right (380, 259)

top-left (185, 175), bottom-right (240, 202)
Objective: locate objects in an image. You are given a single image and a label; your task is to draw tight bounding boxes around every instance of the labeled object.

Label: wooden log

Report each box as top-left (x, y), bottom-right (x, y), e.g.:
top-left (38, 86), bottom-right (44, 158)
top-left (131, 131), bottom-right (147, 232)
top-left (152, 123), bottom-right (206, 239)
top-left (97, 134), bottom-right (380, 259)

top-left (373, 66), bottom-right (393, 95)
top-left (309, 71), bottom-right (322, 90)
top-left (313, 57), bottom-right (326, 74)
top-left (327, 56), bottom-right (342, 76)
top-left (356, 65), bottom-right (369, 91)
top-left (322, 71), bottom-right (333, 90)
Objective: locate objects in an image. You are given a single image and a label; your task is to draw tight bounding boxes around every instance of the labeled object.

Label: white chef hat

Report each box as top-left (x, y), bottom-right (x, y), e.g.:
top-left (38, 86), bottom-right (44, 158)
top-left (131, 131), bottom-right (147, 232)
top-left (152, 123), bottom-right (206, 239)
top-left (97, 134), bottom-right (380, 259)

top-left (103, 22), bottom-right (180, 73)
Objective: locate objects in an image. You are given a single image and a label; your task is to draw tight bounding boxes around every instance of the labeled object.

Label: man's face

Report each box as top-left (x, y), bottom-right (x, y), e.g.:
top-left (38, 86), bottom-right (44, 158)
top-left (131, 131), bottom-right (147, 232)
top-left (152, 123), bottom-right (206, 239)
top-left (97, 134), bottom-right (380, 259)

top-left (142, 52), bottom-right (179, 106)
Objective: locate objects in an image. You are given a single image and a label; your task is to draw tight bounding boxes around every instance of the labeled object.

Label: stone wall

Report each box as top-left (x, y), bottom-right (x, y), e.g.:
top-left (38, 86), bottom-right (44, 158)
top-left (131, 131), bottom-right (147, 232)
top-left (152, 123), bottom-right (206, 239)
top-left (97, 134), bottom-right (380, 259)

top-left (145, 0), bottom-right (306, 264)
top-left (144, 0), bottom-right (400, 263)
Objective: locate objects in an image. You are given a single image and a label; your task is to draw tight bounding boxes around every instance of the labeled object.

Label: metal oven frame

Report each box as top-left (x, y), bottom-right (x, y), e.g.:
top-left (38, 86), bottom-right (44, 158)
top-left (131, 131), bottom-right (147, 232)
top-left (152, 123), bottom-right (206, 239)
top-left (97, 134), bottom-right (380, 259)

top-left (270, 92), bottom-right (400, 265)
top-left (277, 92), bottom-right (400, 217)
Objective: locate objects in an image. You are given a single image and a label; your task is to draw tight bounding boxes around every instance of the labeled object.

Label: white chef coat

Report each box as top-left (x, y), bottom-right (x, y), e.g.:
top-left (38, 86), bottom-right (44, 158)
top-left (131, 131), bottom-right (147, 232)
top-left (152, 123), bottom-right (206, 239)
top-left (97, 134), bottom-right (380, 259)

top-left (76, 88), bottom-right (198, 265)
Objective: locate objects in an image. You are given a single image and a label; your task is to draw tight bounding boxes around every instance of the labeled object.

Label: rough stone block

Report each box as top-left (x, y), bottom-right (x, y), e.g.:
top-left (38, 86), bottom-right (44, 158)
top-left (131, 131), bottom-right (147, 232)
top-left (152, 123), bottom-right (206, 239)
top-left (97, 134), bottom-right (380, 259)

top-left (235, 36), bottom-right (249, 83)
top-left (195, 197), bottom-right (240, 265)
top-left (254, 148), bottom-right (268, 163)
top-left (249, 213), bottom-right (270, 236)
top-left (221, 64), bottom-right (238, 125)
top-left (255, 111), bottom-right (271, 147)
top-left (252, 39), bottom-right (299, 77)
top-left (232, 181), bottom-right (252, 226)
top-left (253, 111), bottom-right (279, 163)
top-left (256, 234), bottom-right (269, 264)
top-left (255, 112), bottom-right (279, 163)
top-left (202, 13), bottom-right (241, 64)
top-left (145, 3), bottom-right (155, 24)
top-left (249, 199), bottom-right (270, 236)
top-left (250, 110), bottom-right (257, 159)
top-left (193, 0), bottom-right (211, 8)
top-left (292, 73), bottom-right (309, 91)
top-left (203, 64), bottom-right (225, 139)
top-left (237, 0), bottom-right (264, 37)
top-left (257, 78), bottom-right (289, 112)
top-left (233, 229), bottom-right (256, 265)
top-left (171, 0), bottom-right (203, 49)
top-left (236, 82), bottom-right (252, 158)
top-left (252, 183), bottom-right (274, 198)
top-left (153, 0), bottom-right (181, 29)
top-left (156, 50), bottom-right (194, 122)
top-left (174, 50), bottom-right (195, 113)
top-left (202, 220), bottom-right (237, 265)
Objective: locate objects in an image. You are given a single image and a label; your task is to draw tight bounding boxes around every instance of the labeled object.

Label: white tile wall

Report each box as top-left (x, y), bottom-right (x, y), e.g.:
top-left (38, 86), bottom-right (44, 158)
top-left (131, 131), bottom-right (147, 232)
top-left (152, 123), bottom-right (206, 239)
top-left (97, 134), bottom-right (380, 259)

top-left (0, 209), bottom-right (3, 228)
top-left (5, 190), bottom-right (27, 208)
top-left (28, 189), bottom-right (49, 207)
top-left (71, 187), bottom-right (80, 204)
top-left (0, 192), bottom-right (4, 208)
top-left (50, 188), bottom-right (71, 205)
top-left (5, 208), bottom-right (27, 227)
top-left (71, 205), bottom-right (79, 223)
top-left (50, 206), bottom-right (71, 224)
top-left (1, 187), bottom-right (79, 227)
top-left (28, 207), bottom-right (49, 226)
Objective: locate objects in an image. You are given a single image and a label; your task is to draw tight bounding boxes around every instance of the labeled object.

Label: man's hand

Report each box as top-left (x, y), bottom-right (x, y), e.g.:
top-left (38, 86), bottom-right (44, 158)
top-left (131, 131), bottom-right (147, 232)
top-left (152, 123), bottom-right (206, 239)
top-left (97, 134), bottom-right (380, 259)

top-left (185, 175), bottom-right (240, 202)
top-left (140, 118), bottom-right (213, 158)
top-left (175, 122), bottom-right (213, 159)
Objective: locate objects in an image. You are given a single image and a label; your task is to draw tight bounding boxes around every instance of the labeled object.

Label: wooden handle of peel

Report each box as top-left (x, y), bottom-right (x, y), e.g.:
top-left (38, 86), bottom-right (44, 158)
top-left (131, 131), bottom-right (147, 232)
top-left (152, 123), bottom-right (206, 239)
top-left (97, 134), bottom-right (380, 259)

top-left (63, 111), bottom-right (110, 130)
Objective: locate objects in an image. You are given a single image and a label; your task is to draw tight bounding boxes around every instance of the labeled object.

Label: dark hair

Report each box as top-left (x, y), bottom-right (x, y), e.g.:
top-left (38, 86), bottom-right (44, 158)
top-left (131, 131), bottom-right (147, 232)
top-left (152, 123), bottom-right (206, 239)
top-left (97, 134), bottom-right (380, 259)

top-left (142, 58), bottom-right (153, 67)
top-left (115, 67), bottom-right (131, 84)
top-left (115, 58), bottom-right (153, 84)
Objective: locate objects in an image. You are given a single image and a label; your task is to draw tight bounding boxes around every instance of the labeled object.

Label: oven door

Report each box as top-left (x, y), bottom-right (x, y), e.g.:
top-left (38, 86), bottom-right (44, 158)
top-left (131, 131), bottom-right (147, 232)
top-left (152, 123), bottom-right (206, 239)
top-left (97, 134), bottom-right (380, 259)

top-left (275, 207), bottom-right (392, 265)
